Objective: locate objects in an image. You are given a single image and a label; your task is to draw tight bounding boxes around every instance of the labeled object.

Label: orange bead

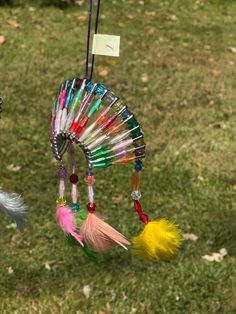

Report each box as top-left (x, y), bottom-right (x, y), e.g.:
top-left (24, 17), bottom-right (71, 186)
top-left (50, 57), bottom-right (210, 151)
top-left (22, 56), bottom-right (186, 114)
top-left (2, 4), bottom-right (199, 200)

top-left (133, 171), bottom-right (140, 190)
top-left (84, 175), bottom-right (95, 185)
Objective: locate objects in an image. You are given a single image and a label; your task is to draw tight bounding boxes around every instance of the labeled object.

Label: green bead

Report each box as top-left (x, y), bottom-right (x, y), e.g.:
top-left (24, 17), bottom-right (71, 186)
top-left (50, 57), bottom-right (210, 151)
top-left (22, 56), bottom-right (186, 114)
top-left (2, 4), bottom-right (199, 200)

top-left (93, 160), bottom-right (112, 168)
top-left (69, 203), bottom-right (80, 211)
top-left (91, 148), bottom-right (110, 159)
top-left (88, 99), bottom-right (102, 118)
top-left (128, 117), bottom-right (139, 129)
top-left (131, 127), bottom-right (142, 138)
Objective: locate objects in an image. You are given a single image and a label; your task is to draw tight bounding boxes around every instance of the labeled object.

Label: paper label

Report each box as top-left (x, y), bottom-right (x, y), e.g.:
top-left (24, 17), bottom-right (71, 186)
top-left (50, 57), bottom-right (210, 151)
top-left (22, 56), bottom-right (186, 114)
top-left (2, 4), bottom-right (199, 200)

top-left (92, 34), bottom-right (120, 57)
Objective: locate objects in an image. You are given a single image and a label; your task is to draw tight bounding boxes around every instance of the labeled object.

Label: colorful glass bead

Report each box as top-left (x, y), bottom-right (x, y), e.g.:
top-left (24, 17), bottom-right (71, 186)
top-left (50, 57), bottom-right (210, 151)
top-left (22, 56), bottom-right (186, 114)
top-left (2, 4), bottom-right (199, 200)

top-left (139, 213), bottom-right (149, 224)
top-left (87, 202), bottom-right (96, 213)
top-left (84, 175), bottom-right (95, 185)
top-left (58, 165), bottom-right (67, 179)
top-left (131, 190), bottom-right (141, 201)
top-left (56, 197), bottom-right (66, 205)
top-left (69, 203), bottom-right (80, 211)
top-left (133, 171), bottom-right (140, 190)
top-left (70, 174), bottom-right (79, 184)
top-left (135, 160), bottom-right (142, 172)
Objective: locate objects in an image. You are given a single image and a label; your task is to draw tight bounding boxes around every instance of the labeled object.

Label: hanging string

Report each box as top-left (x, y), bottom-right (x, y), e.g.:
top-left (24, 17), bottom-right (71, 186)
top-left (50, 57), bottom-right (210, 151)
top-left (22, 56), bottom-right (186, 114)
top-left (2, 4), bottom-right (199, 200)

top-left (85, 0), bottom-right (101, 81)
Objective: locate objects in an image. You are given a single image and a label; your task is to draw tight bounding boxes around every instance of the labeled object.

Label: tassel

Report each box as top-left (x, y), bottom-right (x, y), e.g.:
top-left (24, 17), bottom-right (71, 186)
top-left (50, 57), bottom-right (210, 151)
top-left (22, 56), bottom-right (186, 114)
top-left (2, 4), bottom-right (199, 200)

top-left (132, 219), bottom-right (183, 261)
top-left (80, 212), bottom-right (130, 252)
top-left (0, 187), bottom-right (26, 232)
top-left (56, 204), bottom-right (83, 247)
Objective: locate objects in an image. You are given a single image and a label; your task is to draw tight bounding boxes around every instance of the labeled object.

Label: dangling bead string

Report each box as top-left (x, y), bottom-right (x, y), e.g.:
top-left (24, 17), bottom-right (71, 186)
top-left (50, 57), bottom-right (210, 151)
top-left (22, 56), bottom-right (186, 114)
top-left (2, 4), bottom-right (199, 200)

top-left (68, 144), bottom-right (79, 209)
top-left (57, 164), bottom-right (67, 204)
top-left (84, 171), bottom-right (96, 209)
top-left (131, 160), bottom-right (149, 224)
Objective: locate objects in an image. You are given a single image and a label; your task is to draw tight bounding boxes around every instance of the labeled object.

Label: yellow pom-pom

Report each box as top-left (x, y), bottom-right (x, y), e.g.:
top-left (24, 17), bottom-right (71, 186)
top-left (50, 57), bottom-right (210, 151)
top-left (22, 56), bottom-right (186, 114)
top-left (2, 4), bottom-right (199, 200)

top-left (132, 219), bottom-right (183, 261)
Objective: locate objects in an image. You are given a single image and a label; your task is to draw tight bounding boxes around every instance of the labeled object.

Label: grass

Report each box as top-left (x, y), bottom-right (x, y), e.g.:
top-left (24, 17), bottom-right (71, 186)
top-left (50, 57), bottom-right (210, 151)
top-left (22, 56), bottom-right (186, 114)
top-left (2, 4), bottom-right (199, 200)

top-left (0, 0), bottom-right (236, 313)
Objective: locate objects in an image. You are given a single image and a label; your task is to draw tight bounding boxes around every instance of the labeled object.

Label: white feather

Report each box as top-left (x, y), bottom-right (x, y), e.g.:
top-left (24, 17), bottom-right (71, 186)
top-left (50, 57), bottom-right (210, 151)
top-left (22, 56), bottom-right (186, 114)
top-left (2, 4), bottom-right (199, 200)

top-left (0, 187), bottom-right (26, 232)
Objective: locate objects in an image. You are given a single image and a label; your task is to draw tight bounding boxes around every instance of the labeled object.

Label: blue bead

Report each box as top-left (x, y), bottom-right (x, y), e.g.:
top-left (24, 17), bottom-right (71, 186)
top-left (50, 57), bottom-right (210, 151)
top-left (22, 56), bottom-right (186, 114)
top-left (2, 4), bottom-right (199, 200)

top-left (69, 203), bottom-right (80, 211)
top-left (135, 160), bottom-right (142, 171)
top-left (86, 81), bottom-right (94, 92)
top-left (121, 108), bottom-right (132, 119)
top-left (96, 84), bottom-right (106, 95)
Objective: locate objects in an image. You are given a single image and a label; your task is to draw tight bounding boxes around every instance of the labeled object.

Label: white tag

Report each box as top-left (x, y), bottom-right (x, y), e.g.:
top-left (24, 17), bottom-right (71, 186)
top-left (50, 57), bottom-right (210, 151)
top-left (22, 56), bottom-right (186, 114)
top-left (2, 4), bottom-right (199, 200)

top-left (92, 34), bottom-right (120, 57)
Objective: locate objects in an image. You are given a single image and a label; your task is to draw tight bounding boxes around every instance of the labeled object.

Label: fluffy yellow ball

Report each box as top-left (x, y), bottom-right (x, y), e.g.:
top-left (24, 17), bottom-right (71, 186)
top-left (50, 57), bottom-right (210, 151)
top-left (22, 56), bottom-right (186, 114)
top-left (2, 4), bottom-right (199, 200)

top-left (132, 219), bottom-right (183, 261)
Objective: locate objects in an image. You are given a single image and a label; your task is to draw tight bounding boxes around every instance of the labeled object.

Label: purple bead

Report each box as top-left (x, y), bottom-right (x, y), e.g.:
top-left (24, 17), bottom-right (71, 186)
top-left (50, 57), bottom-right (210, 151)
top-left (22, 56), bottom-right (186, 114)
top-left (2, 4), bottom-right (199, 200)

top-left (58, 165), bottom-right (67, 179)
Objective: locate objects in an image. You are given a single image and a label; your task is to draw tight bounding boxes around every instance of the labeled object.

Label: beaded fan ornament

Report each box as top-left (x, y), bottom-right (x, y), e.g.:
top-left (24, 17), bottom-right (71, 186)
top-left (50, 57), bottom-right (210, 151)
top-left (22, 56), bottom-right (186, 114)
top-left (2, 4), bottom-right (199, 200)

top-left (50, 0), bottom-right (182, 261)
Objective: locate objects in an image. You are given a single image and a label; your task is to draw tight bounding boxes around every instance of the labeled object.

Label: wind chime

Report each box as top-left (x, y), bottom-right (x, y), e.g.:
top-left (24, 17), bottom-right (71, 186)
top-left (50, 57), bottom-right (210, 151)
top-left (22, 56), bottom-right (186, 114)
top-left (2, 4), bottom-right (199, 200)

top-left (50, 0), bottom-right (182, 261)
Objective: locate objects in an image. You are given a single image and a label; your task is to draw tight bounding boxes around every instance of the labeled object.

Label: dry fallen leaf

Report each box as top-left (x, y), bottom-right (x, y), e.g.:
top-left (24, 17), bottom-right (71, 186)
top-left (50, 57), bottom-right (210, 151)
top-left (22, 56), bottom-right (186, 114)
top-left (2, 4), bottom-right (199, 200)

top-left (7, 19), bottom-right (20, 29)
top-left (6, 223), bottom-right (17, 230)
top-left (44, 261), bottom-right (51, 271)
top-left (112, 194), bottom-right (123, 205)
top-left (11, 232), bottom-right (23, 242)
top-left (7, 267), bottom-right (14, 274)
top-left (141, 73), bottom-right (149, 83)
top-left (98, 68), bottom-right (109, 77)
top-left (183, 233), bottom-right (198, 241)
top-left (0, 35), bottom-right (6, 45)
top-left (202, 248), bottom-right (228, 262)
top-left (7, 164), bottom-right (21, 172)
top-left (83, 285), bottom-right (91, 299)
top-left (228, 47), bottom-right (236, 53)
top-left (211, 69), bottom-right (220, 77)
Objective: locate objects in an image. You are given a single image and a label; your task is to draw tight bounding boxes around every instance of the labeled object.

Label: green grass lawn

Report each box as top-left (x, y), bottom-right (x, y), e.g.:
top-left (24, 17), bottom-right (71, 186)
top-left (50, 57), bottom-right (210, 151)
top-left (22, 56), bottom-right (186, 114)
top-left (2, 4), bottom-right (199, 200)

top-left (0, 0), bottom-right (236, 313)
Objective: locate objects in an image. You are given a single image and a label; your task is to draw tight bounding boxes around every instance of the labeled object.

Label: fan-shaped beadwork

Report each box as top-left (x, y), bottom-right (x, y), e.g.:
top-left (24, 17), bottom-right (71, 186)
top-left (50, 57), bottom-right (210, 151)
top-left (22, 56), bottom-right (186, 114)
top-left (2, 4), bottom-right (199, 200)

top-left (51, 78), bottom-right (146, 169)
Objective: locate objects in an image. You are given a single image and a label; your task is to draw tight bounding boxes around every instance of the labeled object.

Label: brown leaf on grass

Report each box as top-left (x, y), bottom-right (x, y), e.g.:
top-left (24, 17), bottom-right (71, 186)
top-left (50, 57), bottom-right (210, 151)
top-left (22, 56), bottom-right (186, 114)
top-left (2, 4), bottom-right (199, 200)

top-left (141, 73), bottom-right (149, 83)
top-left (211, 122), bottom-right (226, 129)
top-left (7, 19), bottom-right (20, 29)
top-left (98, 311), bottom-right (107, 314)
top-left (7, 164), bottom-right (21, 172)
top-left (202, 248), bottom-right (228, 262)
top-left (228, 47), bottom-right (236, 53)
top-left (118, 22), bottom-right (124, 28)
top-left (82, 285), bottom-right (91, 299)
top-left (208, 57), bottom-right (216, 64)
top-left (183, 233), bottom-right (198, 241)
top-left (211, 69), bottom-right (220, 77)
top-left (0, 35), bottom-right (5, 45)
top-left (7, 267), bottom-right (14, 274)
top-left (44, 261), bottom-right (51, 271)
top-left (11, 232), bottom-right (23, 242)
top-left (98, 68), bottom-right (109, 77)
top-left (112, 194), bottom-right (123, 205)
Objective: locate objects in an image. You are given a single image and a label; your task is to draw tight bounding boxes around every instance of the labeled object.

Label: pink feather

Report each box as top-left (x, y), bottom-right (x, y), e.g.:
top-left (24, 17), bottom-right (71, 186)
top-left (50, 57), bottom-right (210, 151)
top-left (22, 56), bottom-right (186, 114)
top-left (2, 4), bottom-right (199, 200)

top-left (56, 205), bottom-right (83, 246)
top-left (80, 212), bottom-right (130, 252)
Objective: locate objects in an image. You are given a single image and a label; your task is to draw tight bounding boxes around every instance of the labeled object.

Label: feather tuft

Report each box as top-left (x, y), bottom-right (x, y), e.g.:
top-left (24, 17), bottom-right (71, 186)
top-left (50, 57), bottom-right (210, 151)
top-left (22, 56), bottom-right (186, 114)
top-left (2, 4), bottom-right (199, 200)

top-left (0, 188), bottom-right (26, 231)
top-left (80, 212), bottom-right (130, 252)
top-left (132, 219), bottom-right (183, 261)
top-left (56, 205), bottom-right (83, 246)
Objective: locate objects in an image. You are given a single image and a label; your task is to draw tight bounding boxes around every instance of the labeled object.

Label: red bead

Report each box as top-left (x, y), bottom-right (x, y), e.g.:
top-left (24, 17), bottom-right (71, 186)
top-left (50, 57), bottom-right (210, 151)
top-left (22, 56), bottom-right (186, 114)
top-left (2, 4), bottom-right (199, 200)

top-left (139, 213), bottom-right (149, 224)
top-left (133, 200), bottom-right (142, 215)
top-left (87, 202), bottom-right (96, 213)
top-left (70, 174), bottom-right (78, 184)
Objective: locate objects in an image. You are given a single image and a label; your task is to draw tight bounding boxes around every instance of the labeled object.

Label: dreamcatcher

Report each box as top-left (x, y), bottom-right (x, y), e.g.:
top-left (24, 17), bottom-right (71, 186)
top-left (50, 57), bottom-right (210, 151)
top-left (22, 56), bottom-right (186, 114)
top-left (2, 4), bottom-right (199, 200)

top-left (50, 0), bottom-right (182, 261)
